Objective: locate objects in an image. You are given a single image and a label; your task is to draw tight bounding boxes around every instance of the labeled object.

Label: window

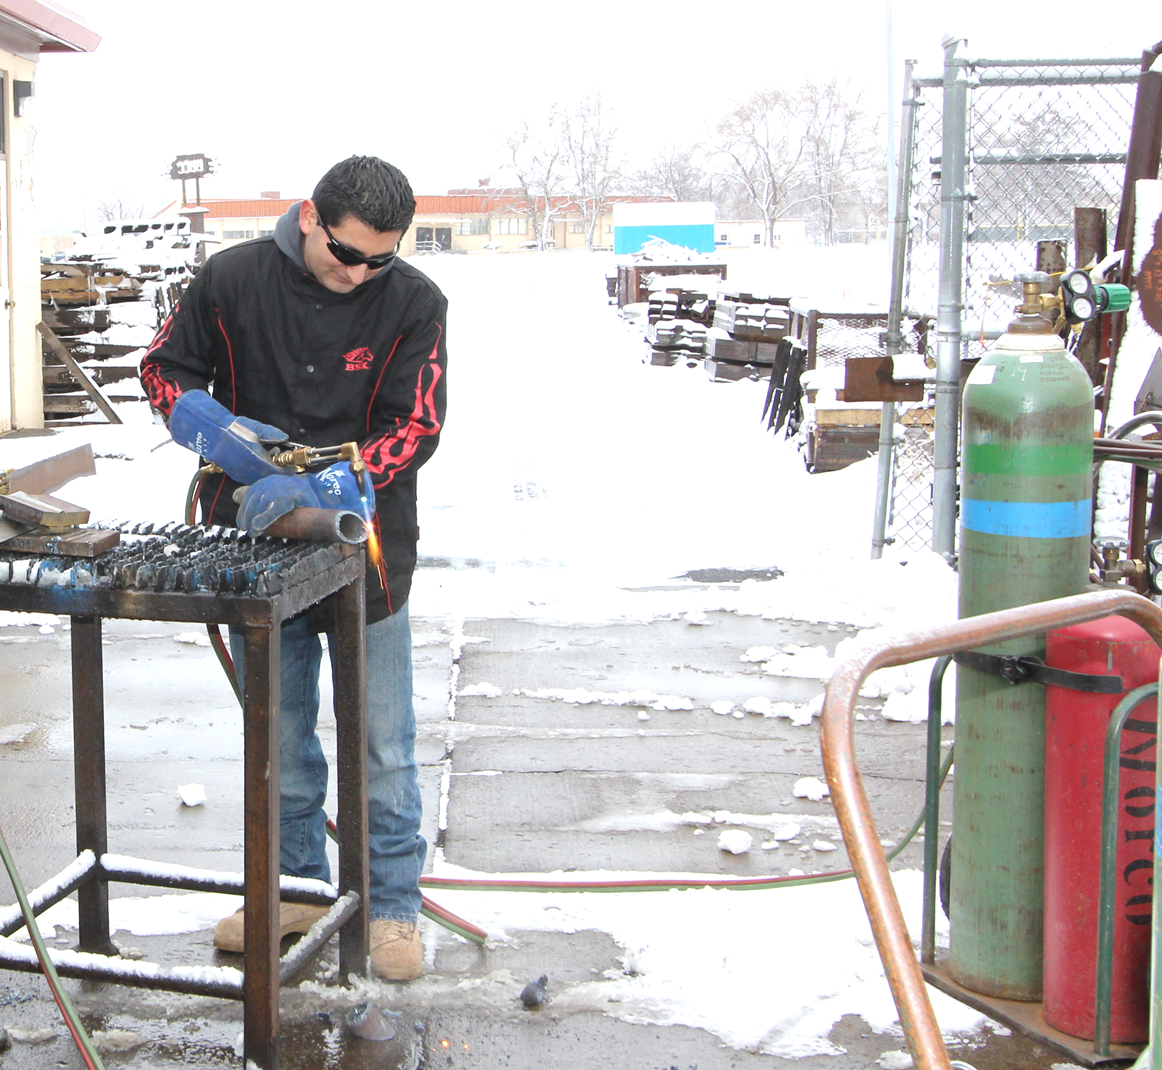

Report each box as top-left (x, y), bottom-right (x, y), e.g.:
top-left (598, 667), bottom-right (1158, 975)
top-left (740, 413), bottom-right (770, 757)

top-left (259, 229), bottom-right (274, 238)
top-left (495, 217), bottom-right (527, 235)
top-left (719, 233), bottom-right (728, 243)
top-left (569, 222), bottom-right (585, 234)
top-left (455, 219), bottom-right (488, 236)
top-left (753, 233), bottom-right (762, 244)
top-left (224, 229), bottom-right (254, 240)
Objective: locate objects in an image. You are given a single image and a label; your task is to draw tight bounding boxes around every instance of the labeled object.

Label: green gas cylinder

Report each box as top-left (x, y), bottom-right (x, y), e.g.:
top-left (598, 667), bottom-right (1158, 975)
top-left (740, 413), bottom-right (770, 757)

top-left (952, 274), bottom-right (1094, 1000)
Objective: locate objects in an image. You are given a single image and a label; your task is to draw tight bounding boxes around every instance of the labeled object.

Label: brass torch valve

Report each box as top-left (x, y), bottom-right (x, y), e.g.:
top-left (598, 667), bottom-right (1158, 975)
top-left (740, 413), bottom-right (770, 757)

top-left (198, 441), bottom-right (366, 481)
top-left (1012, 268), bottom-right (1131, 332)
top-left (1014, 272), bottom-right (1056, 317)
top-left (272, 441), bottom-right (365, 478)
top-left (1095, 539), bottom-right (1146, 587)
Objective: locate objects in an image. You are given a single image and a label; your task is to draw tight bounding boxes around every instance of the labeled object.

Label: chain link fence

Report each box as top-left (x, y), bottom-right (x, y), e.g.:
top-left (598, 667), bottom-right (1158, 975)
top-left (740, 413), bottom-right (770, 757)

top-left (881, 54), bottom-right (1138, 552)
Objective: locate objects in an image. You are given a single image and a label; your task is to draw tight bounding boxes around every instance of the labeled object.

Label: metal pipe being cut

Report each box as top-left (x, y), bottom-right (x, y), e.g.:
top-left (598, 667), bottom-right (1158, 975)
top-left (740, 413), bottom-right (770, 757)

top-left (263, 508), bottom-right (368, 544)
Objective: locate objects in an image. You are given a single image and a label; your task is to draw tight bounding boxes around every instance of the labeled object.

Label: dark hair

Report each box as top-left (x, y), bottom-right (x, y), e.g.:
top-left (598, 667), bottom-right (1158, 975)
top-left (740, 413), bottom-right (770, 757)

top-left (312, 156), bottom-right (416, 234)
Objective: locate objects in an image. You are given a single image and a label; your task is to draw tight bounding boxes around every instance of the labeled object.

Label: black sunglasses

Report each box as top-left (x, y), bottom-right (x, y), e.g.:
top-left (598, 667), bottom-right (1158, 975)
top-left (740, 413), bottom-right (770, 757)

top-left (318, 217), bottom-right (399, 269)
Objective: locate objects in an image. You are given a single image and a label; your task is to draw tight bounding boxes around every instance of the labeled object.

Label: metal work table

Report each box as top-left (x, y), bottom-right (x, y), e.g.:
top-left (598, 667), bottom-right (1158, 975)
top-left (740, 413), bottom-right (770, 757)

top-left (0, 526), bottom-right (369, 1070)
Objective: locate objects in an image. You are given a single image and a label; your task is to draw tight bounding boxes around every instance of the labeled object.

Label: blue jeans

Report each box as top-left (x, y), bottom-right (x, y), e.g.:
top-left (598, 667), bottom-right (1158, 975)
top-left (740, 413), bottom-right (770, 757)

top-left (230, 601), bottom-right (425, 921)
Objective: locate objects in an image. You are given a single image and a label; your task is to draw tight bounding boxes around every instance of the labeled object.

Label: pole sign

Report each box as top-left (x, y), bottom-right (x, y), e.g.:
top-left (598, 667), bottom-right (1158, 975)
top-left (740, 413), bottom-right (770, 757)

top-left (169, 154), bottom-right (213, 181)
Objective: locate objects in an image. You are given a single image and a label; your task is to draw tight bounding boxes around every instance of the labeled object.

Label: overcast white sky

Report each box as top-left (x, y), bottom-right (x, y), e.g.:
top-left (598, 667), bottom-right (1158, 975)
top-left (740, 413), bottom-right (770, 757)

top-left (29, 0), bottom-right (1161, 229)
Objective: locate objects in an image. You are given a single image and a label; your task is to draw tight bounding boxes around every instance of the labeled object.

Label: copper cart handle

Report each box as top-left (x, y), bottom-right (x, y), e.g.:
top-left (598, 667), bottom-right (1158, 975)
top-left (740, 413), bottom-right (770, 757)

top-left (820, 588), bottom-right (1162, 1070)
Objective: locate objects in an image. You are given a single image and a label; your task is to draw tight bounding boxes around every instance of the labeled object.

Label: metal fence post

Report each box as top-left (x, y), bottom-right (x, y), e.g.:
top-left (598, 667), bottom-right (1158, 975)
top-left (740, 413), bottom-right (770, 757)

top-left (932, 35), bottom-right (969, 559)
top-left (882, 54), bottom-right (1136, 555)
top-left (873, 59), bottom-right (919, 559)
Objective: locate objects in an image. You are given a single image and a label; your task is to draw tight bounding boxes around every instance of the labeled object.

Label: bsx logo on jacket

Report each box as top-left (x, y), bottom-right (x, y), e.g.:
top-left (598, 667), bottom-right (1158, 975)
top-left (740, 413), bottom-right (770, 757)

top-left (343, 347), bottom-right (373, 371)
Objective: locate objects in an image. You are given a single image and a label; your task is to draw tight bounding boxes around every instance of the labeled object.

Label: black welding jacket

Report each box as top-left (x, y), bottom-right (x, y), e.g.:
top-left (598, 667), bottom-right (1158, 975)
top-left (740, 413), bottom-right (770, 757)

top-left (140, 212), bottom-right (448, 627)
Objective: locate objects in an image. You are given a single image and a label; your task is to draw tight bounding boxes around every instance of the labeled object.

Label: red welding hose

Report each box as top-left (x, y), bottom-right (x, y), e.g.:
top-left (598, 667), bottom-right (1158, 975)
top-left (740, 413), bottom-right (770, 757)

top-left (419, 870), bottom-right (853, 893)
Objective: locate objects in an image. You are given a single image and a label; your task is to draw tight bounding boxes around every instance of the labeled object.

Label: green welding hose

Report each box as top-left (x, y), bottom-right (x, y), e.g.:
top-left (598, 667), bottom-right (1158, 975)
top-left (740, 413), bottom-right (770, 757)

top-left (419, 747), bottom-right (955, 897)
top-left (421, 906), bottom-right (484, 945)
top-left (184, 469), bottom-right (242, 705)
top-left (0, 827), bottom-right (105, 1070)
top-left (183, 465), bottom-right (207, 527)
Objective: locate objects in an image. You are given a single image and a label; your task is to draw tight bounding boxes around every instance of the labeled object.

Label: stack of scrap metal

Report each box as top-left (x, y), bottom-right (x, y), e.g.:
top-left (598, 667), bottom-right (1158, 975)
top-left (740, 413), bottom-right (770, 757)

top-left (706, 291), bottom-right (791, 381)
top-left (0, 445), bottom-right (119, 556)
top-left (644, 318), bottom-right (708, 366)
top-left (41, 259), bottom-right (169, 424)
top-left (639, 277), bottom-right (721, 367)
top-left (40, 262), bottom-right (142, 307)
top-left (646, 290), bottom-right (679, 324)
top-left (655, 280), bottom-right (716, 326)
top-left (40, 223), bottom-right (198, 426)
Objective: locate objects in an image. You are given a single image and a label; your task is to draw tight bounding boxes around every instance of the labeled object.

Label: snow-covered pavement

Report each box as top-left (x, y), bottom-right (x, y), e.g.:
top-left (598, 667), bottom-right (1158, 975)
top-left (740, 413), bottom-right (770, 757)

top-left (0, 247), bottom-right (1013, 1069)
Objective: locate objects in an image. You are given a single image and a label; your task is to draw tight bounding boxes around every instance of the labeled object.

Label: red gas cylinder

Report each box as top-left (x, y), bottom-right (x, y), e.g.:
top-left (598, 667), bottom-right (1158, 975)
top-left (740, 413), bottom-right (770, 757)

top-left (1043, 615), bottom-right (1158, 1042)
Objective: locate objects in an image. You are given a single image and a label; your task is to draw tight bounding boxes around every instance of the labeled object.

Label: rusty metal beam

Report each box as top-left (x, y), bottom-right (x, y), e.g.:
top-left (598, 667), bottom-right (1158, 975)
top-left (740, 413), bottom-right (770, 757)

top-left (70, 614), bottom-right (117, 957)
top-left (243, 623), bottom-right (280, 1070)
top-left (820, 589), bottom-right (1162, 1070)
top-left (5, 444), bottom-right (95, 496)
top-left (37, 322), bottom-right (123, 425)
top-left (263, 507), bottom-right (368, 544)
top-left (1104, 66), bottom-right (1162, 424)
top-left (333, 576), bottom-right (369, 978)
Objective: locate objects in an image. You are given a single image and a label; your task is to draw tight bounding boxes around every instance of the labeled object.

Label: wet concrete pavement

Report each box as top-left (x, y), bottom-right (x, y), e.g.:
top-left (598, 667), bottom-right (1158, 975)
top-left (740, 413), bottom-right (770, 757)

top-left (0, 585), bottom-right (1070, 1069)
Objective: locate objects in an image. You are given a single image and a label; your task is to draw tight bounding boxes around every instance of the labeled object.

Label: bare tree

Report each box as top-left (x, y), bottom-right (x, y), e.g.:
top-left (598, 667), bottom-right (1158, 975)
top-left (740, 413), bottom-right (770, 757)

top-left (559, 95), bottom-right (622, 249)
top-left (96, 193), bottom-right (147, 221)
top-left (504, 111), bottom-right (567, 250)
top-left (712, 90), bottom-right (806, 246)
top-left (631, 144), bottom-right (711, 202)
top-left (794, 79), bottom-right (882, 244)
top-left (711, 83), bottom-right (885, 245)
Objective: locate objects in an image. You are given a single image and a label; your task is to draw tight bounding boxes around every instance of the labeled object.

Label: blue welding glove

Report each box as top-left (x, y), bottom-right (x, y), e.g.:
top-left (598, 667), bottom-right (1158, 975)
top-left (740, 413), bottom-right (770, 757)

top-left (234, 464), bottom-right (375, 535)
top-left (234, 474), bottom-right (320, 535)
top-left (309, 462), bottom-right (376, 513)
top-left (168, 390), bottom-right (288, 486)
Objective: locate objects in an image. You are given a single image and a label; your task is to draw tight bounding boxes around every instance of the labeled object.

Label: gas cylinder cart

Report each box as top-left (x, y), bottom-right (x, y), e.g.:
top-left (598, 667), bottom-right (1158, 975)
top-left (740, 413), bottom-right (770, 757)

top-left (819, 271), bottom-right (1162, 1070)
top-left (821, 590), bottom-right (1162, 1070)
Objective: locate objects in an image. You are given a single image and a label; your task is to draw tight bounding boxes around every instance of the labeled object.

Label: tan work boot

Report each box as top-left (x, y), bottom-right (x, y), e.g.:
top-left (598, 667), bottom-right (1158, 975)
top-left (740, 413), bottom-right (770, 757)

top-left (370, 919), bottom-right (423, 981)
top-left (212, 902), bottom-right (329, 952)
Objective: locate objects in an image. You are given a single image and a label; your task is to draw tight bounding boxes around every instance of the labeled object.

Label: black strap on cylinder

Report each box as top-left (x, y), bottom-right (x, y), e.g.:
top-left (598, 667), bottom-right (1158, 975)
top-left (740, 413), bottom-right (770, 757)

top-left (953, 650), bottom-right (1124, 694)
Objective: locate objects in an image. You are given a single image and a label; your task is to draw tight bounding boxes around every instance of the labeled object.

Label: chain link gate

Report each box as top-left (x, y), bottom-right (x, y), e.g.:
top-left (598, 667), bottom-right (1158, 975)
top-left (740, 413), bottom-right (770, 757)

top-left (876, 46), bottom-right (1139, 554)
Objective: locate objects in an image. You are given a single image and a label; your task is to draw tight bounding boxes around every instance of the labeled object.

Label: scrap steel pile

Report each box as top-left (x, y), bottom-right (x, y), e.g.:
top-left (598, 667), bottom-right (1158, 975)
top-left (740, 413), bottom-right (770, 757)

top-left (0, 522), bottom-right (352, 596)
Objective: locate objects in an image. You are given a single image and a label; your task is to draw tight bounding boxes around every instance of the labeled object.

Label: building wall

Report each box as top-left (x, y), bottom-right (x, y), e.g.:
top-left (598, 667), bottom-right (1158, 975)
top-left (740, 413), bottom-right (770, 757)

top-left (5, 47), bottom-right (42, 431)
top-left (714, 219), bottom-right (808, 249)
top-left (204, 215), bottom-right (278, 251)
top-left (401, 212), bottom-right (617, 256)
top-left (195, 201), bottom-right (625, 262)
top-left (611, 201), bottom-right (716, 255)
top-left (613, 224), bottom-right (715, 255)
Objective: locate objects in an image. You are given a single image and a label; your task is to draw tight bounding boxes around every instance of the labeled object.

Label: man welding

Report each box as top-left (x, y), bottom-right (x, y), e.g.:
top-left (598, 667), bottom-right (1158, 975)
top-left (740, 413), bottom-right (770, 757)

top-left (140, 156), bottom-right (447, 981)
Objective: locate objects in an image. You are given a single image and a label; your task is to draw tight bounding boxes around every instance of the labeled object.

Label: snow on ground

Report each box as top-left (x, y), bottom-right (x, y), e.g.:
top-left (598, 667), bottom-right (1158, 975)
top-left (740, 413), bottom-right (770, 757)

top-left (1, 245), bottom-right (974, 1054)
top-left (417, 865), bottom-right (990, 1057)
top-left (22, 868), bottom-right (996, 1058)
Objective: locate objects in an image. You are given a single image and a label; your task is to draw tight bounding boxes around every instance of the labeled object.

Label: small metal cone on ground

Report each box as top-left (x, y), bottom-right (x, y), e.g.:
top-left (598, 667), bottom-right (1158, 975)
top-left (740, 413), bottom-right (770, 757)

top-left (520, 976), bottom-right (548, 1007)
top-left (344, 1003), bottom-right (398, 1041)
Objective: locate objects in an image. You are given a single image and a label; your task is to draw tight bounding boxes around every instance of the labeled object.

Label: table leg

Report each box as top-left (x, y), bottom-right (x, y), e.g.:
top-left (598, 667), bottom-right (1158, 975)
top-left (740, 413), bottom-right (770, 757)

top-left (243, 623), bottom-right (280, 1070)
top-left (334, 577), bottom-right (369, 976)
top-left (71, 614), bottom-right (116, 956)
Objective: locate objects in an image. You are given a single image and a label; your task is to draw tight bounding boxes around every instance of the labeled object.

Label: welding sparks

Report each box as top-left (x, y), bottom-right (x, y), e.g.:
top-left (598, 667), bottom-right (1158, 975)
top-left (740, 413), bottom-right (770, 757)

top-left (361, 495), bottom-right (387, 591)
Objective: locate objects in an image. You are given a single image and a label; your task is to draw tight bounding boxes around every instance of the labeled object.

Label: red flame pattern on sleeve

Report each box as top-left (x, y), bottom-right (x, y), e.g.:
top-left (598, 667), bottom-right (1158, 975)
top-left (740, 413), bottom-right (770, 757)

top-left (361, 327), bottom-right (444, 489)
top-left (139, 312), bottom-right (183, 415)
